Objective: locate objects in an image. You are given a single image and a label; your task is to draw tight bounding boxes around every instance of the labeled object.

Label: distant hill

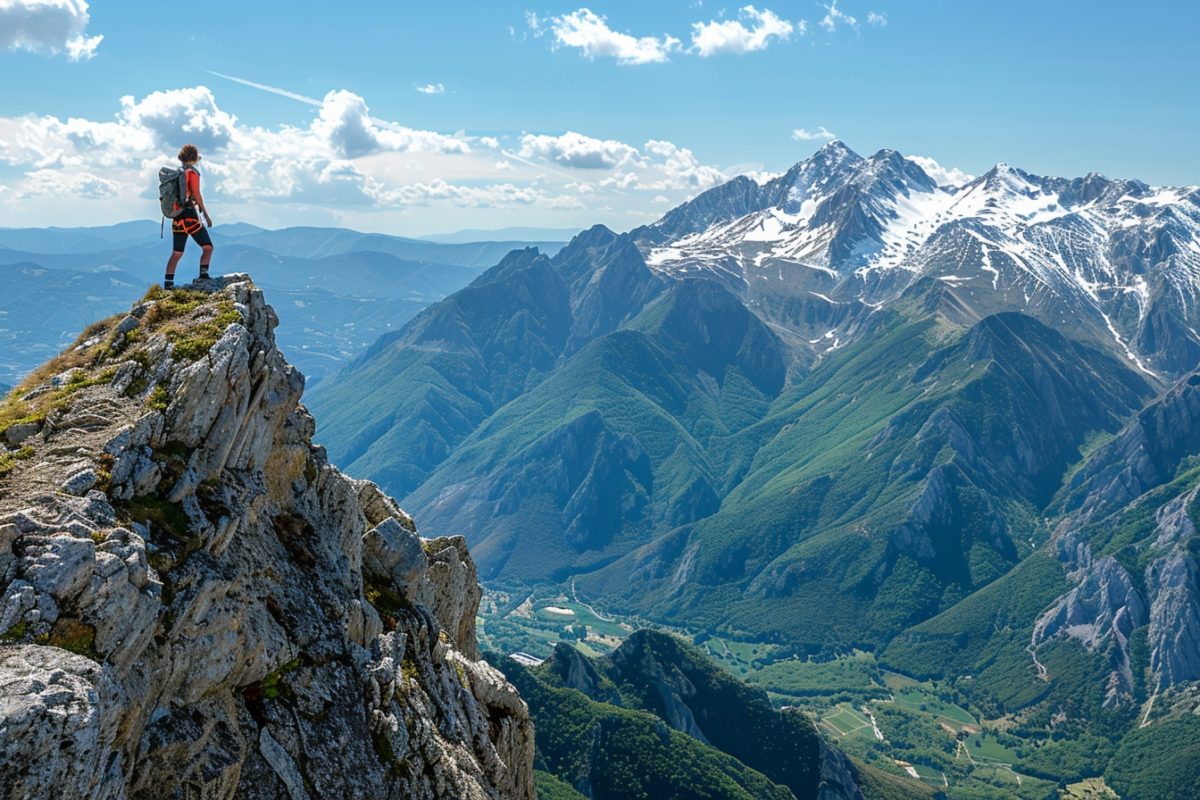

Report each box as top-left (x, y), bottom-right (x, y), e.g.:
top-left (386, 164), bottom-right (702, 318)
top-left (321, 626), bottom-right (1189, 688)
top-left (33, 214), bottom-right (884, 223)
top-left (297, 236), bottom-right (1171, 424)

top-left (421, 226), bottom-right (581, 244)
top-left (0, 220), bottom-right (163, 253)
top-left (0, 224), bottom-right (562, 386)
top-left (227, 225), bottom-right (567, 267)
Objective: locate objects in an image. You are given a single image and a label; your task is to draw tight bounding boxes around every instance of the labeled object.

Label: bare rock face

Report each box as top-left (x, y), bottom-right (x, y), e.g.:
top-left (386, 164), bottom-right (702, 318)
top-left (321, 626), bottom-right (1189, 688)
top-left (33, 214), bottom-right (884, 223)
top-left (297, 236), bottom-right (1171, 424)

top-left (1040, 478), bottom-right (1200, 705)
top-left (0, 277), bottom-right (534, 800)
top-left (1031, 552), bottom-right (1147, 706)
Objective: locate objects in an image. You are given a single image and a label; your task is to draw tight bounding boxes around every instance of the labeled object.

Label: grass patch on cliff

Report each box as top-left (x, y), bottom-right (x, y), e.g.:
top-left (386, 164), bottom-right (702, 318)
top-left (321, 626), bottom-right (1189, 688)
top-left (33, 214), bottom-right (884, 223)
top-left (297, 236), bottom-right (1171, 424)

top-left (261, 658), bottom-right (301, 700)
top-left (167, 305), bottom-right (242, 362)
top-left (136, 287), bottom-right (242, 362)
top-left (365, 575), bottom-right (411, 633)
top-left (44, 619), bottom-right (99, 660)
top-left (117, 495), bottom-right (200, 573)
top-left (146, 384), bottom-right (169, 411)
top-left (0, 366), bottom-right (117, 441)
top-left (1, 620), bottom-right (28, 641)
top-left (0, 445), bottom-right (35, 476)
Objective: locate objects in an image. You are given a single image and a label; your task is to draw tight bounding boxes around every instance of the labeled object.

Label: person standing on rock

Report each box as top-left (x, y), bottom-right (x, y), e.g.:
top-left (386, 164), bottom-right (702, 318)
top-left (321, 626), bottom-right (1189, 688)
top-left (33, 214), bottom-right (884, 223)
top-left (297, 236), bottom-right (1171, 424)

top-left (164, 144), bottom-right (213, 290)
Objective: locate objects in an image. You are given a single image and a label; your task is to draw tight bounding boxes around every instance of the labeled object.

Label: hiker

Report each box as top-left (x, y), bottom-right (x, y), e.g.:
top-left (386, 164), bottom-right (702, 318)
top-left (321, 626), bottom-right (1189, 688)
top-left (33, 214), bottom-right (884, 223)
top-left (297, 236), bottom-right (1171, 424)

top-left (164, 143), bottom-right (213, 289)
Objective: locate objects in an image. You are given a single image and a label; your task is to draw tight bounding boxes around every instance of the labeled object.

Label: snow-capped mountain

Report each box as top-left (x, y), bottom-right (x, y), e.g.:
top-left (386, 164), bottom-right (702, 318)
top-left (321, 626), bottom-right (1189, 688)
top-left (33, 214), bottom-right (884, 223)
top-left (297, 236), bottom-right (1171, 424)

top-left (632, 141), bottom-right (1200, 377)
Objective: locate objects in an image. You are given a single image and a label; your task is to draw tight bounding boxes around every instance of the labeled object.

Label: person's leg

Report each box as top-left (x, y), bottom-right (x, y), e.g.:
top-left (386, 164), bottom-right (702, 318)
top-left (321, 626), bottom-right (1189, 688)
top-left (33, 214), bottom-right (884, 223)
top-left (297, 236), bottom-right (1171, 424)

top-left (193, 225), bottom-right (213, 280)
top-left (166, 225), bottom-right (187, 289)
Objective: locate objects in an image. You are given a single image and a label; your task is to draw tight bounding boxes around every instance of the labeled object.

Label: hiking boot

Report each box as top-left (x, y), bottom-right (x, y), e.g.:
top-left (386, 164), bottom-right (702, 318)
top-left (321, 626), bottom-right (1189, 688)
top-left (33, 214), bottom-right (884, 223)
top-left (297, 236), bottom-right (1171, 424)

top-left (163, 276), bottom-right (175, 290)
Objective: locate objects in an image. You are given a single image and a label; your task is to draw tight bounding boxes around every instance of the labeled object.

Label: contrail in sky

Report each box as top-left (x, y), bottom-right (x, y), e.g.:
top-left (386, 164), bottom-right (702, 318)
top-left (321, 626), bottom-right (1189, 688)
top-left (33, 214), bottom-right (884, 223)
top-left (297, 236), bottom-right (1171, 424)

top-left (203, 69), bottom-right (609, 191)
top-left (205, 70), bottom-right (322, 106)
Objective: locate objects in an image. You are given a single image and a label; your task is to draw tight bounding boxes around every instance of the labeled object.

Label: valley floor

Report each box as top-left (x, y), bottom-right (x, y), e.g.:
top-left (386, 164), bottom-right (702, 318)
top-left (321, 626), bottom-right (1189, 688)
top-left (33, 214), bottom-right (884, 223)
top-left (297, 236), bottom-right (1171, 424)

top-left (478, 580), bottom-right (1115, 800)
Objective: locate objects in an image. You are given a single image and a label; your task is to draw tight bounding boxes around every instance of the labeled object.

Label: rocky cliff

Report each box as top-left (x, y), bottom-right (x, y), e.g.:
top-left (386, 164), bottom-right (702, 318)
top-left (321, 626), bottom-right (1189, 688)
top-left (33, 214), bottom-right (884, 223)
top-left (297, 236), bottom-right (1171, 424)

top-left (1032, 372), bottom-right (1200, 710)
top-left (0, 277), bottom-right (534, 799)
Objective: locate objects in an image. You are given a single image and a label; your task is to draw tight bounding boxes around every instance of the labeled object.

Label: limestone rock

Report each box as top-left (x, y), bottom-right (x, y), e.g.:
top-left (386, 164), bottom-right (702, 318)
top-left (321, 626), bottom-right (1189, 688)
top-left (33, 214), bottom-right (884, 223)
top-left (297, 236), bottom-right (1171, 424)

top-left (0, 276), bottom-right (534, 800)
top-left (4, 422), bottom-right (39, 447)
top-left (1032, 554), bottom-right (1146, 706)
top-left (363, 517), bottom-right (429, 604)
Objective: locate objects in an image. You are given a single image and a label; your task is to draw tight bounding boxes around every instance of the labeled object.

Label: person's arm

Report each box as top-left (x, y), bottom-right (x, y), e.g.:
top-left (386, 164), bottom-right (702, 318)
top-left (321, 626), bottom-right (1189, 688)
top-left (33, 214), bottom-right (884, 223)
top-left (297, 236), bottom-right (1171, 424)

top-left (188, 169), bottom-right (212, 226)
top-left (195, 187), bottom-right (212, 227)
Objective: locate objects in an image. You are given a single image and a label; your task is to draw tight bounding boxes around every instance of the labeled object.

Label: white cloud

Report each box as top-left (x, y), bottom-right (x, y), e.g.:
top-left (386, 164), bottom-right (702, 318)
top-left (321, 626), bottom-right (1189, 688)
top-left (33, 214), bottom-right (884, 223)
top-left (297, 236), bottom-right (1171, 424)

top-left (16, 167), bottom-right (120, 199)
top-left (119, 87), bottom-right (240, 152)
top-left (792, 126), bottom-right (837, 141)
top-left (690, 6), bottom-right (799, 57)
top-left (519, 131), bottom-right (639, 170)
top-left (641, 139), bottom-right (725, 189)
top-left (0, 82), bottom-right (731, 230)
top-left (907, 155), bottom-right (974, 187)
top-left (601, 171), bottom-right (639, 190)
top-left (310, 90), bottom-right (469, 158)
top-left (819, 1), bottom-right (858, 32)
top-left (416, 83), bottom-right (445, 95)
top-left (866, 11), bottom-right (887, 27)
top-left (370, 178), bottom-right (583, 209)
top-left (533, 8), bottom-right (680, 65)
top-left (0, 0), bottom-right (102, 60)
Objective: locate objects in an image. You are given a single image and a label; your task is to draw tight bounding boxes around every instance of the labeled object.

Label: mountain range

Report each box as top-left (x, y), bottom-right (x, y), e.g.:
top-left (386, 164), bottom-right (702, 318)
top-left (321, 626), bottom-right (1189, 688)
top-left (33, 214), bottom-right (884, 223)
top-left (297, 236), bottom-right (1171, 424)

top-left (309, 141), bottom-right (1200, 795)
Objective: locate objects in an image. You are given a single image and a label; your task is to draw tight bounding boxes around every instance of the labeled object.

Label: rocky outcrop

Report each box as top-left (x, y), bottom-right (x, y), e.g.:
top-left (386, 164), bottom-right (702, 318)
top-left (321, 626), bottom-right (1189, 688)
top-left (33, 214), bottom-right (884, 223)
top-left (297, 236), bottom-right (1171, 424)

top-left (544, 642), bottom-right (605, 699)
top-left (1144, 487), bottom-right (1200, 693)
top-left (603, 630), bottom-right (848, 799)
top-left (1031, 553), bottom-right (1147, 706)
top-left (0, 277), bottom-right (534, 799)
top-left (1038, 483), bottom-right (1200, 704)
top-left (1147, 548), bottom-right (1200, 692)
top-left (1054, 372), bottom-right (1200, 524)
top-left (817, 739), bottom-right (867, 800)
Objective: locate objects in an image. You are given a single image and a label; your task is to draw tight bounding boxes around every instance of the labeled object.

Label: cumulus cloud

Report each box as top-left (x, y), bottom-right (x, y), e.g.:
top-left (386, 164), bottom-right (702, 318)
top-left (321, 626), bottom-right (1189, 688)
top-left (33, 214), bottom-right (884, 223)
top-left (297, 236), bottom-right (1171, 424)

top-left (119, 87), bottom-right (239, 152)
top-left (516, 131), bottom-right (724, 190)
top-left (16, 167), bottom-right (120, 199)
top-left (792, 126), bottom-right (837, 141)
top-left (416, 83), bottom-right (445, 95)
top-left (819, 1), bottom-right (858, 32)
top-left (690, 6), bottom-right (798, 57)
top-left (0, 81), bottom-right (730, 228)
top-left (532, 8), bottom-right (680, 65)
top-left (311, 90), bottom-right (470, 159)
top-left (866, 11), bottom-right (887, 27)
top-left (641, 139), bottom-right (725, 189)
top-left (0, 0), bottom-right (102, 60)
top-left (907, 155), bottom-right (974, 187)
top-left (519, 131), bottom-right (639, 170)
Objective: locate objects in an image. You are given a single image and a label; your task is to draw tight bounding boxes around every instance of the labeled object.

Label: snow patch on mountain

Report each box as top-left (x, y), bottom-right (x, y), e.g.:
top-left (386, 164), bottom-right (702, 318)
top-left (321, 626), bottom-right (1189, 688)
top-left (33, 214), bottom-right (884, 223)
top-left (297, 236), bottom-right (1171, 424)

top-left (633, 141), bottom-right (1200, 376)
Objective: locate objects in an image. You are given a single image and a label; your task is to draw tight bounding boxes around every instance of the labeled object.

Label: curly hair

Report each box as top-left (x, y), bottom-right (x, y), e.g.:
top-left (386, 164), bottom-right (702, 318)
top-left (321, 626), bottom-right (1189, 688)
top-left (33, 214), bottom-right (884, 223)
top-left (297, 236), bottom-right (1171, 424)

top-left (178, 143), bottom-right (200, 164)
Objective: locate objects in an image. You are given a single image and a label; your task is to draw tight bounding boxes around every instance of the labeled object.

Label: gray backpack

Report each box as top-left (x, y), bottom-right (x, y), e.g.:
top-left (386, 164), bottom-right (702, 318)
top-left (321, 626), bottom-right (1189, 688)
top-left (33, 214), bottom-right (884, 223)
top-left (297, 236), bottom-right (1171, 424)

top-left (158, 166), bottom-right (191, 219)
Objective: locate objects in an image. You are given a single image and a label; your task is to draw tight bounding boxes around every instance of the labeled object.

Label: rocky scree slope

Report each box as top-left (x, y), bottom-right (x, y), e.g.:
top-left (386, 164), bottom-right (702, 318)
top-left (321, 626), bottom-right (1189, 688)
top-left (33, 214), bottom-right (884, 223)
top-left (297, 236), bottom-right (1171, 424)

top-left (0, 276), bottom-right (534, 800)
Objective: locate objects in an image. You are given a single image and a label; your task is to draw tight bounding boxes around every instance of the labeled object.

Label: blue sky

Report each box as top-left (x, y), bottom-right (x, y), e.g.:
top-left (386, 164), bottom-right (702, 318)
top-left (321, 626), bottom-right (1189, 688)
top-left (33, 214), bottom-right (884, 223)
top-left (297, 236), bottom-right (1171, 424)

top-left (0, 1), bottom-right (1197, 234)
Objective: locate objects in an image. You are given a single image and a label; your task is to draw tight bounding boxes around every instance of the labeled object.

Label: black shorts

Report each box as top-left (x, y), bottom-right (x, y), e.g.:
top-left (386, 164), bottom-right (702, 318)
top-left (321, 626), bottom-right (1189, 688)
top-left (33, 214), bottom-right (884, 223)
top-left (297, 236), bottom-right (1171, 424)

top-left (171, 209), bottom-right (212, 252)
